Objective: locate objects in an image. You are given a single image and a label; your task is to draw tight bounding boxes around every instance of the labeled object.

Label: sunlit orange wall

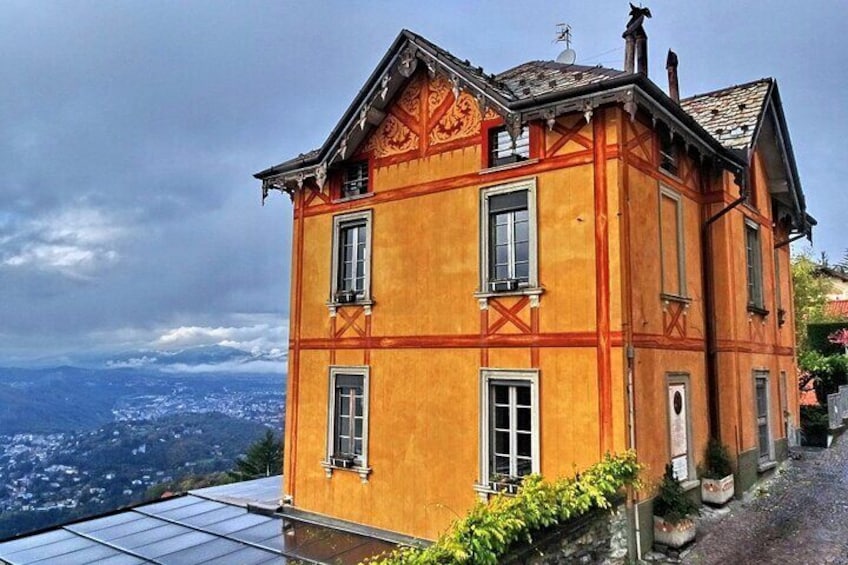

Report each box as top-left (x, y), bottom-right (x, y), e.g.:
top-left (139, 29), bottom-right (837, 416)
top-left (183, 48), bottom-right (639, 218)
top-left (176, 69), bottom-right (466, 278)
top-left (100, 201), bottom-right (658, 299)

top-left (284, 71), bottom-right (629, 539)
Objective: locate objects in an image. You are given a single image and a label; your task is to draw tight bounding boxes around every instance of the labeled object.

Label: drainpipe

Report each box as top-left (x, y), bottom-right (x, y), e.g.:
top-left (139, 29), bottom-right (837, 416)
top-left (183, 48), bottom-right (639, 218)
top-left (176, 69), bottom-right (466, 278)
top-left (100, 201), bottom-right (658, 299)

top-left (702, 171), bottom-right (749, 440)
top-left (626, 344), bottom-right (642, 558)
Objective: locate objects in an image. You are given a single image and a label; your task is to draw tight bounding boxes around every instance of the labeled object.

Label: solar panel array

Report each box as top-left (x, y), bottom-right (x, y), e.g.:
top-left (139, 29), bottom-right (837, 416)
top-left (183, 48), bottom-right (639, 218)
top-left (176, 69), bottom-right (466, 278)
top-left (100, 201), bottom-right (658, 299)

top-left (0, 478), bottom-right (395, 564)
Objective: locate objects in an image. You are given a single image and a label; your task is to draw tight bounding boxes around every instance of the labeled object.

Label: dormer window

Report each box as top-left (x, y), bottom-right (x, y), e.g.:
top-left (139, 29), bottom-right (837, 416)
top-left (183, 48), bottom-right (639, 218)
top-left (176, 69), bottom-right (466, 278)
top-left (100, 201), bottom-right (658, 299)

top-left (342, 161), bottom-right (369, 199)
top-left (659, 129), bottom-right (679, 176)
top-left (488, 126), bottom-right (529, 167)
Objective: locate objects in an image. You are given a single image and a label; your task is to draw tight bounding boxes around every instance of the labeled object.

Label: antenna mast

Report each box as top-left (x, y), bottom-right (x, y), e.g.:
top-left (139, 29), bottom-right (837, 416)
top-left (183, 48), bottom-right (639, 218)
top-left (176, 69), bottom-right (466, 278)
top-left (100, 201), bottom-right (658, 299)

top-left (555, 23), bottom-right (577, 64)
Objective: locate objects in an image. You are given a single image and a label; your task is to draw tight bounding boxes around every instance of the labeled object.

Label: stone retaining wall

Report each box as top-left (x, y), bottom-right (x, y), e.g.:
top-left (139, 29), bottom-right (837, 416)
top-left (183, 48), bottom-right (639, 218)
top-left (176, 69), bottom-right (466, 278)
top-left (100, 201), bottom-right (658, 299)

top-left (502, 505), bottom-right (629, 564)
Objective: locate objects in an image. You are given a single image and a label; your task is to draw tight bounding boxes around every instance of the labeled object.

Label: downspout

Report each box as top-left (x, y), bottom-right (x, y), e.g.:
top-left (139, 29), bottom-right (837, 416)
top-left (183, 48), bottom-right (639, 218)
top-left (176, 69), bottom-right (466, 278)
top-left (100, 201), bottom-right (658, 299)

top-left (702, 170), bottom-right (749, 440)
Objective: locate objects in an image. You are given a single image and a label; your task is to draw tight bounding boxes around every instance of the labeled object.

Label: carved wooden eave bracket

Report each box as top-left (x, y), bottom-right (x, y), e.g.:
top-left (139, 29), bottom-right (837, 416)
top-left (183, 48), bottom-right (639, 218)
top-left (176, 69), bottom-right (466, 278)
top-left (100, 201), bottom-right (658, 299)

top-left (261, 162), bottom-right (328, 204)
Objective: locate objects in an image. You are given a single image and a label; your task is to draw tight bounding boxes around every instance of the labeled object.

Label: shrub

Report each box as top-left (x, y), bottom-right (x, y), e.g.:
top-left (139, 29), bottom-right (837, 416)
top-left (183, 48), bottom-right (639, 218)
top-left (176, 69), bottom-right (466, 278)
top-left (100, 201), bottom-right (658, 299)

top-left (366, 451), bottom-right (641, 565)
top-left (700, 439), bottom-right (732, 480)
top-left (652, 463), bottom-right (698, 525)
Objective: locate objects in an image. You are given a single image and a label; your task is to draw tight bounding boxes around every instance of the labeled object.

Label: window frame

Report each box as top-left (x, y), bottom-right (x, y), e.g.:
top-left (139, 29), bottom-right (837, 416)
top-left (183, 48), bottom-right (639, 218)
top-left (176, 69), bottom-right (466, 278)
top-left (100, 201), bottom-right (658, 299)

top-left (329, 209), bottom-right (373, 306)
top-left (754, 370), bottom-right (774, 466)
top-left (744, 218), bottom-right (765, 312)
top-left (477, 369), bottom-right (540, 495)
top-left (478, 179), bottom-right (539, 296)
top-left (658, 186), bottom-right (688, 300)
top-left (487, 125), bottom-right (530, 168)
top-left (658, 128), bottom-right (680, 177)
top-left (340, 160), bottom-right (370, 200)
top-left (324, 366), bottom-right (371, 481)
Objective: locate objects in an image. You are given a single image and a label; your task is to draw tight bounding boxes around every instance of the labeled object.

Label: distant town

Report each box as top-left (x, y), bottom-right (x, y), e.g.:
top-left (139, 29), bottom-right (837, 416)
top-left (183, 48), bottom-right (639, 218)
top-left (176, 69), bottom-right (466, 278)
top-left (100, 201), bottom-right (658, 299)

top-left (0, 368), bottom-right (283, 538)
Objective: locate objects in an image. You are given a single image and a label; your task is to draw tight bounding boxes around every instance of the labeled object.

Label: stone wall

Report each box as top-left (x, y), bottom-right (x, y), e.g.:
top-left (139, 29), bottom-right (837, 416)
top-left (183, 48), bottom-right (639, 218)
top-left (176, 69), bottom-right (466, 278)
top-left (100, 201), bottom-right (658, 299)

top-left (502, 505), bottom-right (629, 564)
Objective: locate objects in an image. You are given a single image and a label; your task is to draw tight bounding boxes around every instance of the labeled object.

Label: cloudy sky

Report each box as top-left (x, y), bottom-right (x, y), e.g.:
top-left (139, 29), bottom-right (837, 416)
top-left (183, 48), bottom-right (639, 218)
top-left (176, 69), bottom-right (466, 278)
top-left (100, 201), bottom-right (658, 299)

top-left (1, 1), bottom-right (846, 366)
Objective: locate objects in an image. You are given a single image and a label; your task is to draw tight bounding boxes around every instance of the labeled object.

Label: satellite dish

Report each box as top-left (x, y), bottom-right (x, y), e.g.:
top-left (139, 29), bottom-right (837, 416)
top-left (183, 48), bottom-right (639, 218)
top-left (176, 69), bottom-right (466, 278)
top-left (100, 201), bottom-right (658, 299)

top-left (556, 48), bottom-right (576, 65)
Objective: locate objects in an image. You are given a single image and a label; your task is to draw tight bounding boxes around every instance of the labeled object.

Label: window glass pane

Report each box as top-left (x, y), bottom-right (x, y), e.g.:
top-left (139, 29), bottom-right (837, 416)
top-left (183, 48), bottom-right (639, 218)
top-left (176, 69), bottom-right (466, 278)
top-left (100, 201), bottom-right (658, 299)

top-left (495, 406), bottom-right (509, 429)
top-left (354, 396), bottom-right (363, 416)
top-left (514, 261), bottom-right (529, 281)
top-left (495, 244), bottom-right (509, 265)
top-left (516, 432), bottom-right (531, 457)
top-left (494, 431), bottom-right (510, 454)
top-left (515, 385), bottom-right (531, 406)
top-left (494, 385), bottom-right (509, 404)
top-left (493, 455), bottom-right (510, 475)
top-left (354, 418), bottom-right (363, 438)
top-left (516, 407), bottom-right (531, 431)
top-left (515, 241), bottom-right (529, 264)
top-left (494, 222), bottom-right (508, 244)
top-left (354, 439), bottom-right (362, 455)
top-left (514, 218), bottom-right (529, 243)
top-left (515, 458), bottom-right (532, 476)
top-left (338, 417), bottom-right (350, 437)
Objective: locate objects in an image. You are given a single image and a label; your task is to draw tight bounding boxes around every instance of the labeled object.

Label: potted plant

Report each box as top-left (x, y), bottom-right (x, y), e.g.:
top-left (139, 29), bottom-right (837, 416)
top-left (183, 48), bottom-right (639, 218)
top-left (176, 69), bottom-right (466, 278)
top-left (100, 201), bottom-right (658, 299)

top-left (653, 463), bottom-right (698, 549)
top-left (700, 439), bottom-right (735, 506)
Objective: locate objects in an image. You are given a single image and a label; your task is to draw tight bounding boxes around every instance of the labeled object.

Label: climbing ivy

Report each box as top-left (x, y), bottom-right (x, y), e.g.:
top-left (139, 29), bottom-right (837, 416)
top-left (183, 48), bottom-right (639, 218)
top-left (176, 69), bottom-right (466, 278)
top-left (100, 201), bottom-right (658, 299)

top-left (365, 451), bottom-right (641, 565)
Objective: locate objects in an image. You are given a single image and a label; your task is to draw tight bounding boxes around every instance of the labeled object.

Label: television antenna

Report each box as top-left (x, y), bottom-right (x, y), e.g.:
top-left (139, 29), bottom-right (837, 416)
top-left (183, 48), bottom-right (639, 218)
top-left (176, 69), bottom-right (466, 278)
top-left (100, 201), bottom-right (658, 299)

top-left (554, 23), bottom-right (576, 65)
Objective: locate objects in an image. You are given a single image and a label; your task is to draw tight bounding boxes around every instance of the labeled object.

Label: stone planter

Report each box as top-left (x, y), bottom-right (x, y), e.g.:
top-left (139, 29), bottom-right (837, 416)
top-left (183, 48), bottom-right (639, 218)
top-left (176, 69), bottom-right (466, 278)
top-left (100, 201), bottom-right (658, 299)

top-left (701, 474), bottom-right (734, 506)
top-left (653, 515), bottom-right (696, 549)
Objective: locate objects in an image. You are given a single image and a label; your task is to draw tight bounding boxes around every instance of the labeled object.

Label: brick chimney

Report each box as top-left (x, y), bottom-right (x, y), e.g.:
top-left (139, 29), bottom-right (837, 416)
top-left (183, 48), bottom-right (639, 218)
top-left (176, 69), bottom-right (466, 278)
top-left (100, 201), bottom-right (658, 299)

top-left (623, 4), bottom-right (651, 76)
top-left (666, 49), bottom-right (680, 103)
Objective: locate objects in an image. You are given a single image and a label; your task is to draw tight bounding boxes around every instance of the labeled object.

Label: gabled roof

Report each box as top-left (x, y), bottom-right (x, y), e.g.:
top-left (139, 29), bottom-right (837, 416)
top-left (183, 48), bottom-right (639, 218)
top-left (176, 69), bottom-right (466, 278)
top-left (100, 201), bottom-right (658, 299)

top-left (256, 29), bottom-right (811, 236)
top-left (255, 29), bottom-right (746, 194)
top-left (681, 79), bottom-right (772, 151)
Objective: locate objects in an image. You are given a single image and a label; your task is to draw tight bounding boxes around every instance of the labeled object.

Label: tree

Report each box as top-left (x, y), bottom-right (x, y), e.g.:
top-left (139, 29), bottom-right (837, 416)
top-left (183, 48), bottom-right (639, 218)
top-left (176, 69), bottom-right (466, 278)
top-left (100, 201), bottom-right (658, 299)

top-left (229, 429), bottom-right (283, 481)
top-left (792, 251), bottom-right (834, 354)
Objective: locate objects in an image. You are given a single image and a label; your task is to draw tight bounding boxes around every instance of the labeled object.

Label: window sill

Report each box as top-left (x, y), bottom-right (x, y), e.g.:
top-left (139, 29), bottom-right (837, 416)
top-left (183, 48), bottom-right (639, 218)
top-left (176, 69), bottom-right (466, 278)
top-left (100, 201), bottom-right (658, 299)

top-left (659, 167), bottom-right (682, 182)
top-left (661, 293), bottom-right (692, 305)
top-left (475, 287), bottom-right (544, 309)
top-left (680, 479), bottom-right (701, 493)
top-left (757, 460), bottom-right (777, 474)
top-left (332, 192), bottom-right (375, 205)
top-left (473, 481), bottom-right (521, 499)
top-left (747, 305), bottom-right (770, 317)
top-left (321, 460), bottom-right (372, 483)
top-left (479, 158), bottom-right (539, 176)
top-left (327, 299), bottom-right (373, 316)
top-left (474, 287), bottom-right (544, 300)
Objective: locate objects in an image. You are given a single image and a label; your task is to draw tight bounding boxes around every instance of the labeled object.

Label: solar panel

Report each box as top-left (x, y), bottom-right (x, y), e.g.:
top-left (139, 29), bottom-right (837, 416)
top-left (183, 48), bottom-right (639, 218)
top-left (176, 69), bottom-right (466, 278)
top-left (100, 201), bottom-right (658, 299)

top-left (0, 529), bottom-right (75, 555)
top-left (134, 530), bottom-right (216, 559)
top-left (1, 535), bottom-right (97, 563)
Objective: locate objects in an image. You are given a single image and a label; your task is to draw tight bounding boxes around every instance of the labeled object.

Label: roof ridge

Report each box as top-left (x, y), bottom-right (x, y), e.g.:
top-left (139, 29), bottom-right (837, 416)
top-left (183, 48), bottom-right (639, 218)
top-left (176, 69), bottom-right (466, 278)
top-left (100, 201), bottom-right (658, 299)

top-left (681, 77), bottom-right (773, 102)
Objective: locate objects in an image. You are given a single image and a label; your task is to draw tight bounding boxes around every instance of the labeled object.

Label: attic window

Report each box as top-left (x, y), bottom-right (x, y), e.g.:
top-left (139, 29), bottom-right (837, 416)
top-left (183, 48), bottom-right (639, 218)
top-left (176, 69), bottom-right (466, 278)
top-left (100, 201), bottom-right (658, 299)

top-left (489, 126), bottom-right (530, 167)
top-left (659, 129), bottom-right (679, 176)
top-left (342, 161), bottom-right (369, 198)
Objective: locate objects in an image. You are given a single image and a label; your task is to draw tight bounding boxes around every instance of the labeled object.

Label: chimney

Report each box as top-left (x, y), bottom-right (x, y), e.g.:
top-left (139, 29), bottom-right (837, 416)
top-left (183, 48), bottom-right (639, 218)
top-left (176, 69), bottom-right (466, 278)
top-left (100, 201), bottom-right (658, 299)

top-left (666, 49), bottom-right (679, 103)
top-left (623, 4), bottom-right (652, 75)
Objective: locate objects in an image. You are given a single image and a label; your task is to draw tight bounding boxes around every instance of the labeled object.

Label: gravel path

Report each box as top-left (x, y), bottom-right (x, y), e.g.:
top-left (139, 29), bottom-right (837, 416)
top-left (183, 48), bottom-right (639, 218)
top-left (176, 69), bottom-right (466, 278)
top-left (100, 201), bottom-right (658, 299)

top-left (671, 436), bottom-right (848, 564)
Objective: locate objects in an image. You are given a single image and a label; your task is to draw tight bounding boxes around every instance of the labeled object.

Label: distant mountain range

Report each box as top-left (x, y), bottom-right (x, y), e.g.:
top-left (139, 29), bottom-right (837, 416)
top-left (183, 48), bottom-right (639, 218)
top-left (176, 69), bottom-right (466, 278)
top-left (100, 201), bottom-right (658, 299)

top-left (0, 364), bottom-right (284, 436)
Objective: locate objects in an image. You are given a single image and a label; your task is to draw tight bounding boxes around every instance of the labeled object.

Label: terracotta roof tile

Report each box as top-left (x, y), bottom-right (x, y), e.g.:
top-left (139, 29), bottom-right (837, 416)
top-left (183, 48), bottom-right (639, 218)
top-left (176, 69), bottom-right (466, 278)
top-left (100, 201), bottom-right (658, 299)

top-left (826, 300), bottom-right (848, 318)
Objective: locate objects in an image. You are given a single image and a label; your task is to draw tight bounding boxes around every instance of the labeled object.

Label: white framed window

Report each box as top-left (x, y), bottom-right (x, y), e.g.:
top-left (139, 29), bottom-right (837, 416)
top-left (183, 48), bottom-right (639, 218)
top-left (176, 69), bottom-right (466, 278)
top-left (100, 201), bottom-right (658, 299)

top-left (479, 179), bottom-right (539, 294)
top-left (341, 161), bottom-right (369, 199)
top-left (478, 369), bottom-right (540, 494)
top-left (330, 210), bottom-right (373, 305)
top-left (324, 366), bottom-right (371, 481)
top-left (745, 219), bottom-right (765, 311)
top-left (658, 187), bottom-right (687, 299)
top-left (488, 126), bottom-right (530, 167)
top-left (755, 371), bottom-right (773, 464)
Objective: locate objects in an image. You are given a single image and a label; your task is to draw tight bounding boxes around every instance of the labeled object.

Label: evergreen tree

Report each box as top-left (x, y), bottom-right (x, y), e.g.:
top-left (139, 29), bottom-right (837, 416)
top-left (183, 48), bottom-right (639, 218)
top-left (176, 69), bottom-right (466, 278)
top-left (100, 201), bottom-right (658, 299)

top-left (229, 429), bottom-right (283, 480)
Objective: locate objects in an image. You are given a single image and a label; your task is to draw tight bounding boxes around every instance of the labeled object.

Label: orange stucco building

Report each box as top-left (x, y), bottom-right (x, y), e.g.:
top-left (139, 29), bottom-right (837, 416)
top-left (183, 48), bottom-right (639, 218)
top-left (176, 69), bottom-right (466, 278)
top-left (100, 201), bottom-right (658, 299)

top-left (257, 14), bottom-right (813, 553)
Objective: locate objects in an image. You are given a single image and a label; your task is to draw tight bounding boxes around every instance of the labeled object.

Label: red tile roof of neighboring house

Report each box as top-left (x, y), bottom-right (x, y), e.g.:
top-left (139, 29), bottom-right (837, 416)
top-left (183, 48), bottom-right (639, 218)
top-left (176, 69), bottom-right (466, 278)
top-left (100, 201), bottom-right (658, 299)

top-left (826, 300), bottom-right (848, 319)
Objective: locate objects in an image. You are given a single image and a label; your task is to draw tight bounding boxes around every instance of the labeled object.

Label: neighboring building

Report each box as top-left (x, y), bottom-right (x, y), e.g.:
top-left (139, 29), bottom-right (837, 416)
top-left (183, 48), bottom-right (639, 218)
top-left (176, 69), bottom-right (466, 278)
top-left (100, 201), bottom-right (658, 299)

top-left (816, 265), bottom-right (848, 318)
top-left (257, 10), bottom-right (812, 553)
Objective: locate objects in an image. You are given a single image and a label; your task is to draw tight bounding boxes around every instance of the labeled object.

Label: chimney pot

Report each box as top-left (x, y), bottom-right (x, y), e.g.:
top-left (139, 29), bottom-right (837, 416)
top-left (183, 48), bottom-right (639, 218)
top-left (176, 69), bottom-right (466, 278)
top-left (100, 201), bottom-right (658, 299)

top-left (666, 49), bottom-right (680, 103)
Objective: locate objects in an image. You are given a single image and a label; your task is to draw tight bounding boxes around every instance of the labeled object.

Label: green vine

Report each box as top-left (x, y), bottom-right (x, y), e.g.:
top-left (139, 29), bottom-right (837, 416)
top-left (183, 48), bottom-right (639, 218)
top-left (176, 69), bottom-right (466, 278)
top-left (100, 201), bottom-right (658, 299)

top-left (365, 451), bottom-right (641, 565)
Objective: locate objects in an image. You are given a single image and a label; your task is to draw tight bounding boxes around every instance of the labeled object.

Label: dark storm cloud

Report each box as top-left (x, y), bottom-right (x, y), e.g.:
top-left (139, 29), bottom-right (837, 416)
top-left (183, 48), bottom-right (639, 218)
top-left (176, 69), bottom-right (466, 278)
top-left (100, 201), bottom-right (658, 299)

top-left (0, 1), bottom-right (845, 363)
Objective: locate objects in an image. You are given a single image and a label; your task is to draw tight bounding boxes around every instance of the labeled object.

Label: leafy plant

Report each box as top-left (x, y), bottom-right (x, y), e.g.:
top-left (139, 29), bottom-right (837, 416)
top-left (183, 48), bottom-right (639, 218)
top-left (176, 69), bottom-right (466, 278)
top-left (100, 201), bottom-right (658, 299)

top-left (700, 438), bottom-right (732, 480)
top-left (799, 351), bottom-right (848, 405)
top-left (652, 463), bottom-right (698, 525)
top-left (366, 451), bottom-right (641, 565)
